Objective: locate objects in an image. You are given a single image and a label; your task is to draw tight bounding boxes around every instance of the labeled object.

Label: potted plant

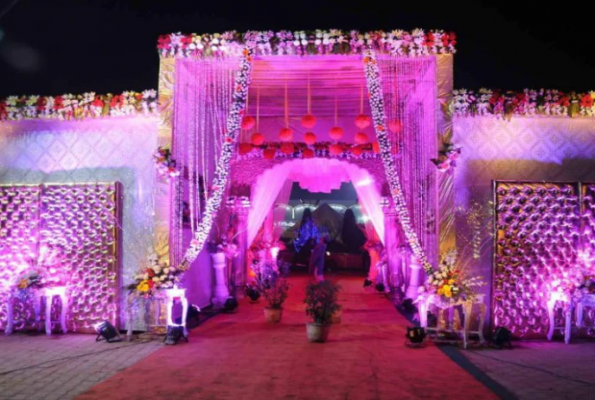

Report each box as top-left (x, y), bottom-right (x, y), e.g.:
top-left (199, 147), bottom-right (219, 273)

top-left (304, 280), bottom-right (342, 342)
top-left (262, 277), bottom-right (289, 323)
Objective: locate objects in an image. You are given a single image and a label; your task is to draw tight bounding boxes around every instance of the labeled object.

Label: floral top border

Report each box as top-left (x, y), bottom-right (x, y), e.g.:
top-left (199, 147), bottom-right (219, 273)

top-left (0, 90), bottom-right (158, 122)
top-left (453, 89), bottom-right (595, 119)
top-left (157, 29), bottom-right (457, 58)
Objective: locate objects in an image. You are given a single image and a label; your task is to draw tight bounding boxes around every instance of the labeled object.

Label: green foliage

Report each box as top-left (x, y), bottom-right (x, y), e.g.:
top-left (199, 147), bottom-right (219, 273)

top-left (304, 280), bottom-right (342, 325)
top-left (263, 278), bottom-right (289, 309)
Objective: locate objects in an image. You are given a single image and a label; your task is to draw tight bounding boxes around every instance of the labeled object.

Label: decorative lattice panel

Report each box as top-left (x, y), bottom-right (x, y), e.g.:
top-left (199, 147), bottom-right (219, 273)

top-left (493, 181), bottom-right (582, 337)
top-left (0, 183), bottom-right (121, 333)
top-left (0, 185), bottom-right (41, 330)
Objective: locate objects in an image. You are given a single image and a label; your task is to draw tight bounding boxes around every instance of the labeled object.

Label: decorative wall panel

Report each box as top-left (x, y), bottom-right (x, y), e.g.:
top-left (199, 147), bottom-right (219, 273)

top-left (0, 183), bottom-right (121, 332)
top-left (493, 181), bottom-right (580, 337)
top-left (453, 116), bottom-right (595, 333)
top-left (0, 117), bottom-right (159, 330)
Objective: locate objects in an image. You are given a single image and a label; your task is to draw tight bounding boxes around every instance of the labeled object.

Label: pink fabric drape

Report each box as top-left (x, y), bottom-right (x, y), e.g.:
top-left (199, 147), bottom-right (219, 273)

top-left (247, 158), bottom-right (384, 246)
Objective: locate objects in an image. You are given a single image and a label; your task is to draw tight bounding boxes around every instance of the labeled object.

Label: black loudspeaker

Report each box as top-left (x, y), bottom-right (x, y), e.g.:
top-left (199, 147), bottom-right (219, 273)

top-left (405, 327), bottom-right (426, 347)
top-left (491, 327), bottom-right (513, 349)
top-left (375, 283), bottom-right (385, 292)
top-left (164, 326), bottom-right (188, 345)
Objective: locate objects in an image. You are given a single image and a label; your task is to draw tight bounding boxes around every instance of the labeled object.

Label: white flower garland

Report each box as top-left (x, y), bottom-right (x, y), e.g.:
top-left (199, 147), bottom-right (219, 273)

top-left (363, 48), bottom-right (433, 274)
top-left (158, 29), bottom-right (457, 58)
top-left (180, 47), bottom-right (254, 268)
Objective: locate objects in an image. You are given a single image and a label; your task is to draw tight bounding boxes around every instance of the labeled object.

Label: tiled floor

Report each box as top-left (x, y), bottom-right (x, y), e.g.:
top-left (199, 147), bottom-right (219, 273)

top-left (0, 333), bottom-right (161, 400)
top-left (461, 340), bottom-right (595, 400)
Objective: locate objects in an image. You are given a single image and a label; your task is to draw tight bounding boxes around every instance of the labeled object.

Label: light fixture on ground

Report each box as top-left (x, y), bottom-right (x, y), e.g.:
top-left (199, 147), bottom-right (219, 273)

top-left (490, 327), bottom-right (512, 349)
top-left (95, 321), bottom-right (122, 343)
top-left (405, 327), bottom-right (426, 348)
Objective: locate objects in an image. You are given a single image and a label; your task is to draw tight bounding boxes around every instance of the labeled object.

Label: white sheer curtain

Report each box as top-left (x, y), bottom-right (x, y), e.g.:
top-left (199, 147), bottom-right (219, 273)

top-left (346, 166), bottom-right (385, 244)
top-left (248, 166), bottom-right (292, 245)
top-left (248, 158), bottom-right (385, 246)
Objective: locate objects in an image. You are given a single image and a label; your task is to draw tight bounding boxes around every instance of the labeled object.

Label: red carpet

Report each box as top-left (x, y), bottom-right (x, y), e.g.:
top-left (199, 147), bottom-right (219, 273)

top-left (77, 274), bottom-right (498, 400)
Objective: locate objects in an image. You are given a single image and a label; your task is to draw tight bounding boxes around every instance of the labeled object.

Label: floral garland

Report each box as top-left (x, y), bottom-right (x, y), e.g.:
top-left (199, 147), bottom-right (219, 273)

top-left (0, 90), bottom-right (158, 121)
top-left (431, 142), bottom-right (461, 173)
top-left (182, 46), bottom-right (254, 267)
top-left (158, 29), bottom-right (456, 58)
top-left (453, 89), bottom-right (595, 119)
top-left (237, 141), bottom-right (381, 160)
top-left (363, 48), bottom-right (433, 275)
top-left (153, 144), bottom-right (180, 179)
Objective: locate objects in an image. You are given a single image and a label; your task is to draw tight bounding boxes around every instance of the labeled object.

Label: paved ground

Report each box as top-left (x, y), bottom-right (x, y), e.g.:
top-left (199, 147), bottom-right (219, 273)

top-left (1, 273), bottom-right (594, 400)
top-left (0, 333), bottom-right (161, 400)
top-left (459, 340), bottom-right (595, 400)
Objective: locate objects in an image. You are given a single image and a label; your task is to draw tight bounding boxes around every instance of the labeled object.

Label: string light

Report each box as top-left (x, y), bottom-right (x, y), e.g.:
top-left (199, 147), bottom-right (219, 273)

top-left (363, 48), bottom-right (434, 275)
top-left (180, 46), bottom-right (254, 267)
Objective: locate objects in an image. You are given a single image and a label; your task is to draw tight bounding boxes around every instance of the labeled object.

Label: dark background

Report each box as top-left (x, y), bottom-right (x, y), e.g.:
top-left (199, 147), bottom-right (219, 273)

top-left (0, 0), bottom-right (593, 97)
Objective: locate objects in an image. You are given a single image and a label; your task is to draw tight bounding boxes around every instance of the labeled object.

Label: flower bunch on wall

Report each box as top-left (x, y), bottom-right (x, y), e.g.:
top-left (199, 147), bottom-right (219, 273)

top-left (453, 89), bottom-right (595, 119)
top-left (0, 90), bottom-right (158, 121)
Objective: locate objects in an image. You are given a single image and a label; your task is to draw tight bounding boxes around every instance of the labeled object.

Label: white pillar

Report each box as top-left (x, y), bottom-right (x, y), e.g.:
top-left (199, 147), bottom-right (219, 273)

top-left (211, 252), bottom-right (230, 308)
top-left (405, 255), bottom-right (423, 300)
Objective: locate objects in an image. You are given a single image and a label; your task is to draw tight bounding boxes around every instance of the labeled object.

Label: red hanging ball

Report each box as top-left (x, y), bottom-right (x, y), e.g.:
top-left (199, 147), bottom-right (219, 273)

top-left (251, 132), bottom-right (265, 146)
top-left (303, 132), bottom-right (317, 145)
top-left (302, 148), bottom-right (315, 159)
top-left (329, 144), bottom-right (343, 156)
top-left (279, 128), bottom-right (293, 142)
top-left (372, 142), bottom-right (380, 153)
top-left (263, 147), bottom-right (276, 160)
top-left (355, 114), bottom-right (371, 129)
top-left (301, 114), bottom-right (317, 129)
top-left (241, 116), bottom-right (256, 130)
top-left (354, 132), bottom-right (369, 144)
top-left (238, 143), bottom-right (253, 155)
top-left (350, 145), bottom-right (364, 157)
top-left (329, 126), bottom-right (344, 141)
top-left (388, 119), bottom-right (402, 134)
top-left (280, 143), bottom-right (295, 155)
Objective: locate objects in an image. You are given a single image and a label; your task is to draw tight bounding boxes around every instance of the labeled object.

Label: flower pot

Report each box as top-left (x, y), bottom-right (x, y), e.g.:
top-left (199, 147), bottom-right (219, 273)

top-left (331, 309), bottom-right (342, 324)
top-left (306, 323), bottom-right (331, 342)
top-left (264, 307), bottom-right (283, 323)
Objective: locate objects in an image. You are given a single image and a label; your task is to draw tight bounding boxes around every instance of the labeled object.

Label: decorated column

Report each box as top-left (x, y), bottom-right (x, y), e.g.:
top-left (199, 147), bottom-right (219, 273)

top-left (211, 252), bottom-right (230, 308)
top-left (381, 197), bottom-right (402, 294)
top-left (405, 256), bottom-right (423, 300)
top-left (230, 196), bottom-right (250, 297)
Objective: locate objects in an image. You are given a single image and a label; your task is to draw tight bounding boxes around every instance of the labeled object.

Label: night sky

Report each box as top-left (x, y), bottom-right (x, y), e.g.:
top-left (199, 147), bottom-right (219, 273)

top-left (0, 0), bottom-right (594, 97)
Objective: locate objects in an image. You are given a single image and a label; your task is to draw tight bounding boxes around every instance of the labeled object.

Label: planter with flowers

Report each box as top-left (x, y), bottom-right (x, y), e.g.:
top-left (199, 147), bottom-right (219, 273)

top-left (14, 269), bottom-right (45, 300)
top-left (416, 250), bottom-right (485, 333)
top-left (126, 252), bottom-right (188, 334)
top-left (262, 276), bottom-right (289, 323)
top-left (304, 280), bottom-right (342, 342)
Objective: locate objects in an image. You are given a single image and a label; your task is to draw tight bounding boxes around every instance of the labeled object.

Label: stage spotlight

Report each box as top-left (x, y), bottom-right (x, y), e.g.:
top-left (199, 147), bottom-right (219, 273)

top-left (224, 297), bottom-right (238, 312)
top-left (375, 283), bottom-right (385, 292)
top-left (491, 327), bottom-right (513, 349)
top-left (164, 326), bottom-right (187, 345)
top-left (95, 321), bottom-right (122, 343)
top-left (405, 327), bottom-right (426, 347)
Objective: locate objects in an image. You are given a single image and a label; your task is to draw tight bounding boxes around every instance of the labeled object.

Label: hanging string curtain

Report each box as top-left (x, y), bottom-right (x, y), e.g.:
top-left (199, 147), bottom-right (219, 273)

top-left (363, 49), bottom-right (437, 272)
top-left (172, 51), bottom-right (253, 266)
